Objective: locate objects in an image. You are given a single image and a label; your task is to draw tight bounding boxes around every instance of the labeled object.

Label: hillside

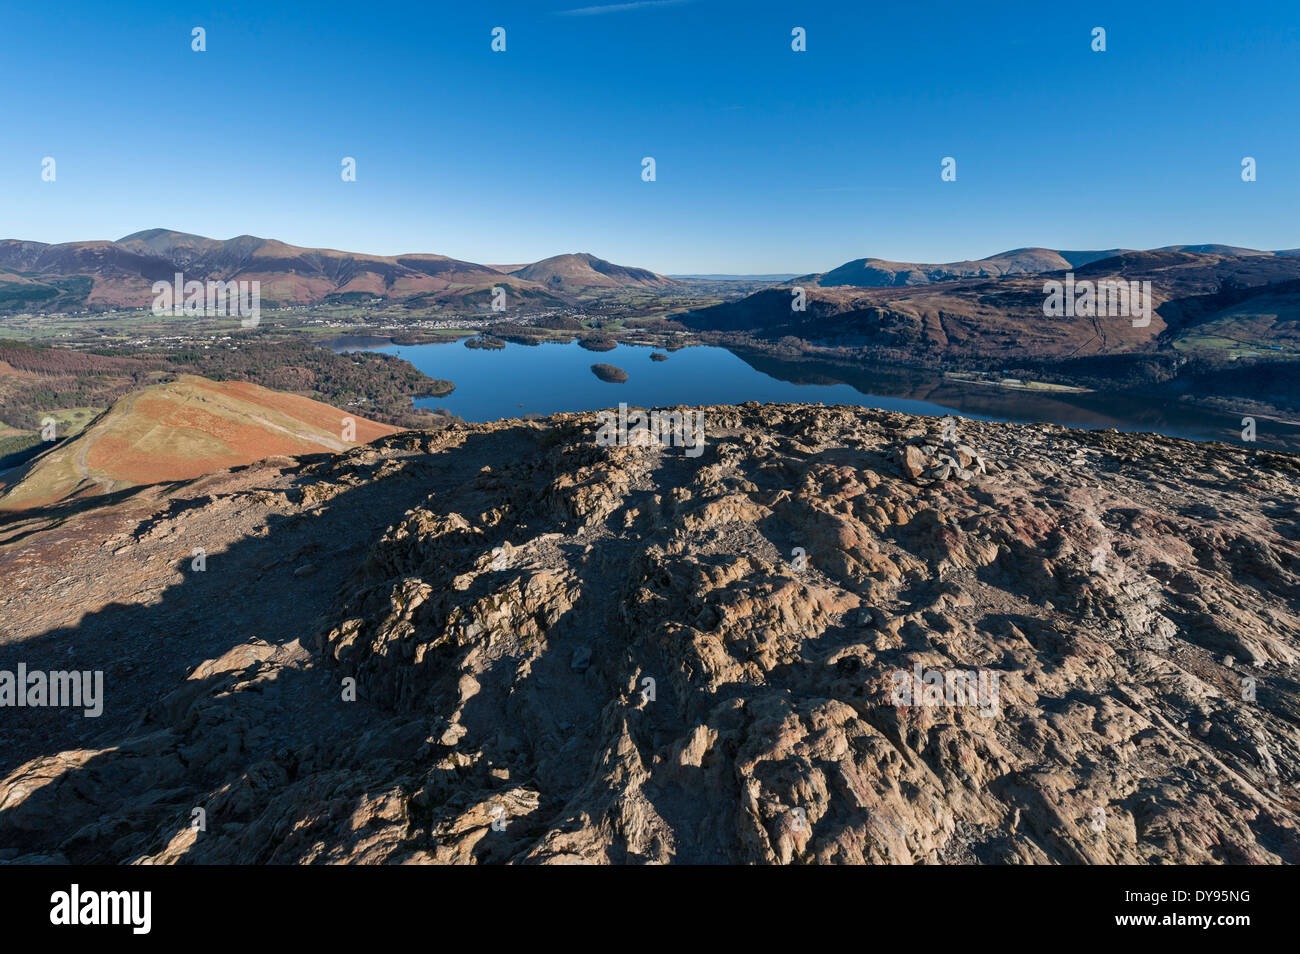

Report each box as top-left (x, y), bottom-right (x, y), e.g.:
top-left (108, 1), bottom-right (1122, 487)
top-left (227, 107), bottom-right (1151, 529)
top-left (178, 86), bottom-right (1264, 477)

top-left (510, 252), bottom-right (673, 290)
top-left (0, 230), bottom-right (550, 310)
top-left (1072, 249), bottom-right (1300, 295)
top-left (0, 338), bottom-right (452, 456)
top-left (0, 375), bottom-right (398, 509)
top-left (1159, 277), bottom-right (1300, 354)
top-left (801, 246), bottom-right (1300, 289)
top-left (0, 231), bottom-right (671, 310)
top-left (804, 248), bottom-right (1124, 287)
top-left (683, 278), bottom-right (1168, 359)
top-left (688, 250), bottom-right (1300, 365)
top-left (0, 404), bottom-right (1296, 863)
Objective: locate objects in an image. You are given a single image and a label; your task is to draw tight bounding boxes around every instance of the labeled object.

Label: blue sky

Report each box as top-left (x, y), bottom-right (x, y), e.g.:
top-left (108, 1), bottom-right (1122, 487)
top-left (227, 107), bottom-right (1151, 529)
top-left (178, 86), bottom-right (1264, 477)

top-left (2, 0), bottom-right (1297, 273)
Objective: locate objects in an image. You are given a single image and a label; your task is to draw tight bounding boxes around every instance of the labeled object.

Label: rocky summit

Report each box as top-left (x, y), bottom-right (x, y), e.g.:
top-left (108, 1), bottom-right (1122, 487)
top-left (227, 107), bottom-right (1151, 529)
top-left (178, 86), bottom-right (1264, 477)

top-left (1, 404), bottom-right (1298, 864)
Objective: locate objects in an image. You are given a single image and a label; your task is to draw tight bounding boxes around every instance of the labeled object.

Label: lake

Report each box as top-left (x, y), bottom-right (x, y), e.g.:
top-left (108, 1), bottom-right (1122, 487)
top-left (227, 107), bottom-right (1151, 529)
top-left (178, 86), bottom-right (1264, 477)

top-left (332, 337), bottom-right (1300, 452)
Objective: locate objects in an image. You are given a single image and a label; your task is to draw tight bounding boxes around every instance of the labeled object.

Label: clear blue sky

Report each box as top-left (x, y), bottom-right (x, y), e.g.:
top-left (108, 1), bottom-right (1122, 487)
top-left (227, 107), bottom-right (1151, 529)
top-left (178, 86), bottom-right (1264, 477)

top-left (2, 0), bottom-right (1297, 273)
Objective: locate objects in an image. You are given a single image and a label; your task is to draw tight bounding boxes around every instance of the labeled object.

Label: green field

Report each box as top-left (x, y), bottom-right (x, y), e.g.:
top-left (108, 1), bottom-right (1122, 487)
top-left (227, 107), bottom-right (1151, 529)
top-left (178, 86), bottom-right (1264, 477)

top-left (0, 407), bottom-right (102, 471)
top-left (1172, 333), bottom-right (1300, 359)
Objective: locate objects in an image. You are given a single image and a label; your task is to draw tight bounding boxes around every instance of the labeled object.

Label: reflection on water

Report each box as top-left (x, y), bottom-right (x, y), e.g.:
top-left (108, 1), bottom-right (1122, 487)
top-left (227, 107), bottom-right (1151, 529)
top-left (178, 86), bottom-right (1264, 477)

top-left (331, 337), bottom-right (1300, 452)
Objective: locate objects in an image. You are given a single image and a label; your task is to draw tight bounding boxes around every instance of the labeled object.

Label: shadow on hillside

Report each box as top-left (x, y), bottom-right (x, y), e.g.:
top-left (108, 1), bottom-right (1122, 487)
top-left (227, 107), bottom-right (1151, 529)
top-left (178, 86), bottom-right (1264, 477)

top-left (0, 425), bottom-right (551, 861)
top-left (0, 481), bottom-right (179, 546)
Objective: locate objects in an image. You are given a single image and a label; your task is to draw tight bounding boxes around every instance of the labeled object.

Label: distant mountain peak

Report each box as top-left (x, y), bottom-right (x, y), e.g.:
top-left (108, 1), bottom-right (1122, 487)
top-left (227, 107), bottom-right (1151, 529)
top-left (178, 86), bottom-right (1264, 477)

top-left (117, 228), bottom-right (187, 242)
top-left (510, 252), bottom-right (672, 289)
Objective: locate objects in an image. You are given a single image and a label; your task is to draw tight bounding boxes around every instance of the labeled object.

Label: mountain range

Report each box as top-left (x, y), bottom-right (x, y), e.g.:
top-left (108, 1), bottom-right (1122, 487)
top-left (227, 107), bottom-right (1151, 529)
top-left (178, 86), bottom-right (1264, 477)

top-left (796, 245), bottom-right (1300, 288)
top-left (0, 230), bottom-right (672, 311)
top-left (10, 230), bottom-right (1300, 314)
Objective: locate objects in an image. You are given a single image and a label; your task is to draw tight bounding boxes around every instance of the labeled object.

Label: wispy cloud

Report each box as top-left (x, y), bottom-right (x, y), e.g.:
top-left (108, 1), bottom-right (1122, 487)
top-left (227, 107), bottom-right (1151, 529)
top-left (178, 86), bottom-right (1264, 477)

top-left (555, 0), bottom-right (694, 16)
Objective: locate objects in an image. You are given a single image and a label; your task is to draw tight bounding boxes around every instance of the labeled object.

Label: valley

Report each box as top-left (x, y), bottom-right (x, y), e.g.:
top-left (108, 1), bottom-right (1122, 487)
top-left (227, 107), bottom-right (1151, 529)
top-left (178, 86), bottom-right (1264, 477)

top-left (2, 229), bottom-right (1298, 868)
top-left (5, 231), bottom-right (1300, 488)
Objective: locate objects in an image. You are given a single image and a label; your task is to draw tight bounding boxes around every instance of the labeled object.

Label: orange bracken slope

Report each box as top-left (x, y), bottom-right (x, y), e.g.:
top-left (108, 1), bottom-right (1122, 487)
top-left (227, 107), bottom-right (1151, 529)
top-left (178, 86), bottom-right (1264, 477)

top-left (0, 375), bottom-right (400, 510)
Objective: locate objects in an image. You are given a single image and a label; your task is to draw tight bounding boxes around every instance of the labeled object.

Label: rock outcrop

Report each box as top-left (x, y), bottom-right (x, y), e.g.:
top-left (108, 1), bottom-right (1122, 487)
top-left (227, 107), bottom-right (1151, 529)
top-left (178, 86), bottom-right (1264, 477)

top-left (1, 404), bottom-right (1298, 864)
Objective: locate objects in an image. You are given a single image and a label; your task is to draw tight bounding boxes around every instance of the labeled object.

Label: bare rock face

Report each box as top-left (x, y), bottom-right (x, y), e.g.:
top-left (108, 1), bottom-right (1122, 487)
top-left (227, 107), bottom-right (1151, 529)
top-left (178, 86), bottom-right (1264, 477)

top-left (1, 405), bottom-right (1299, 864)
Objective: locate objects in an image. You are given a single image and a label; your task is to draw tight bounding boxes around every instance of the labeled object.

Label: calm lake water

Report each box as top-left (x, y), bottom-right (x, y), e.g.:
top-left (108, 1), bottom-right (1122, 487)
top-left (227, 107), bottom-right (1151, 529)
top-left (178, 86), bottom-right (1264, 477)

top-left (332, 337), bottom-right (1300, 452)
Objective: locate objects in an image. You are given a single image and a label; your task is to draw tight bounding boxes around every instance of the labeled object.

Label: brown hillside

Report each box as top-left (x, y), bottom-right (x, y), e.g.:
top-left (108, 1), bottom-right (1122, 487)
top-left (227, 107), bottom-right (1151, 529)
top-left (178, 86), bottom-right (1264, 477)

top-left (0, 375), bottom-right (398, 509)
